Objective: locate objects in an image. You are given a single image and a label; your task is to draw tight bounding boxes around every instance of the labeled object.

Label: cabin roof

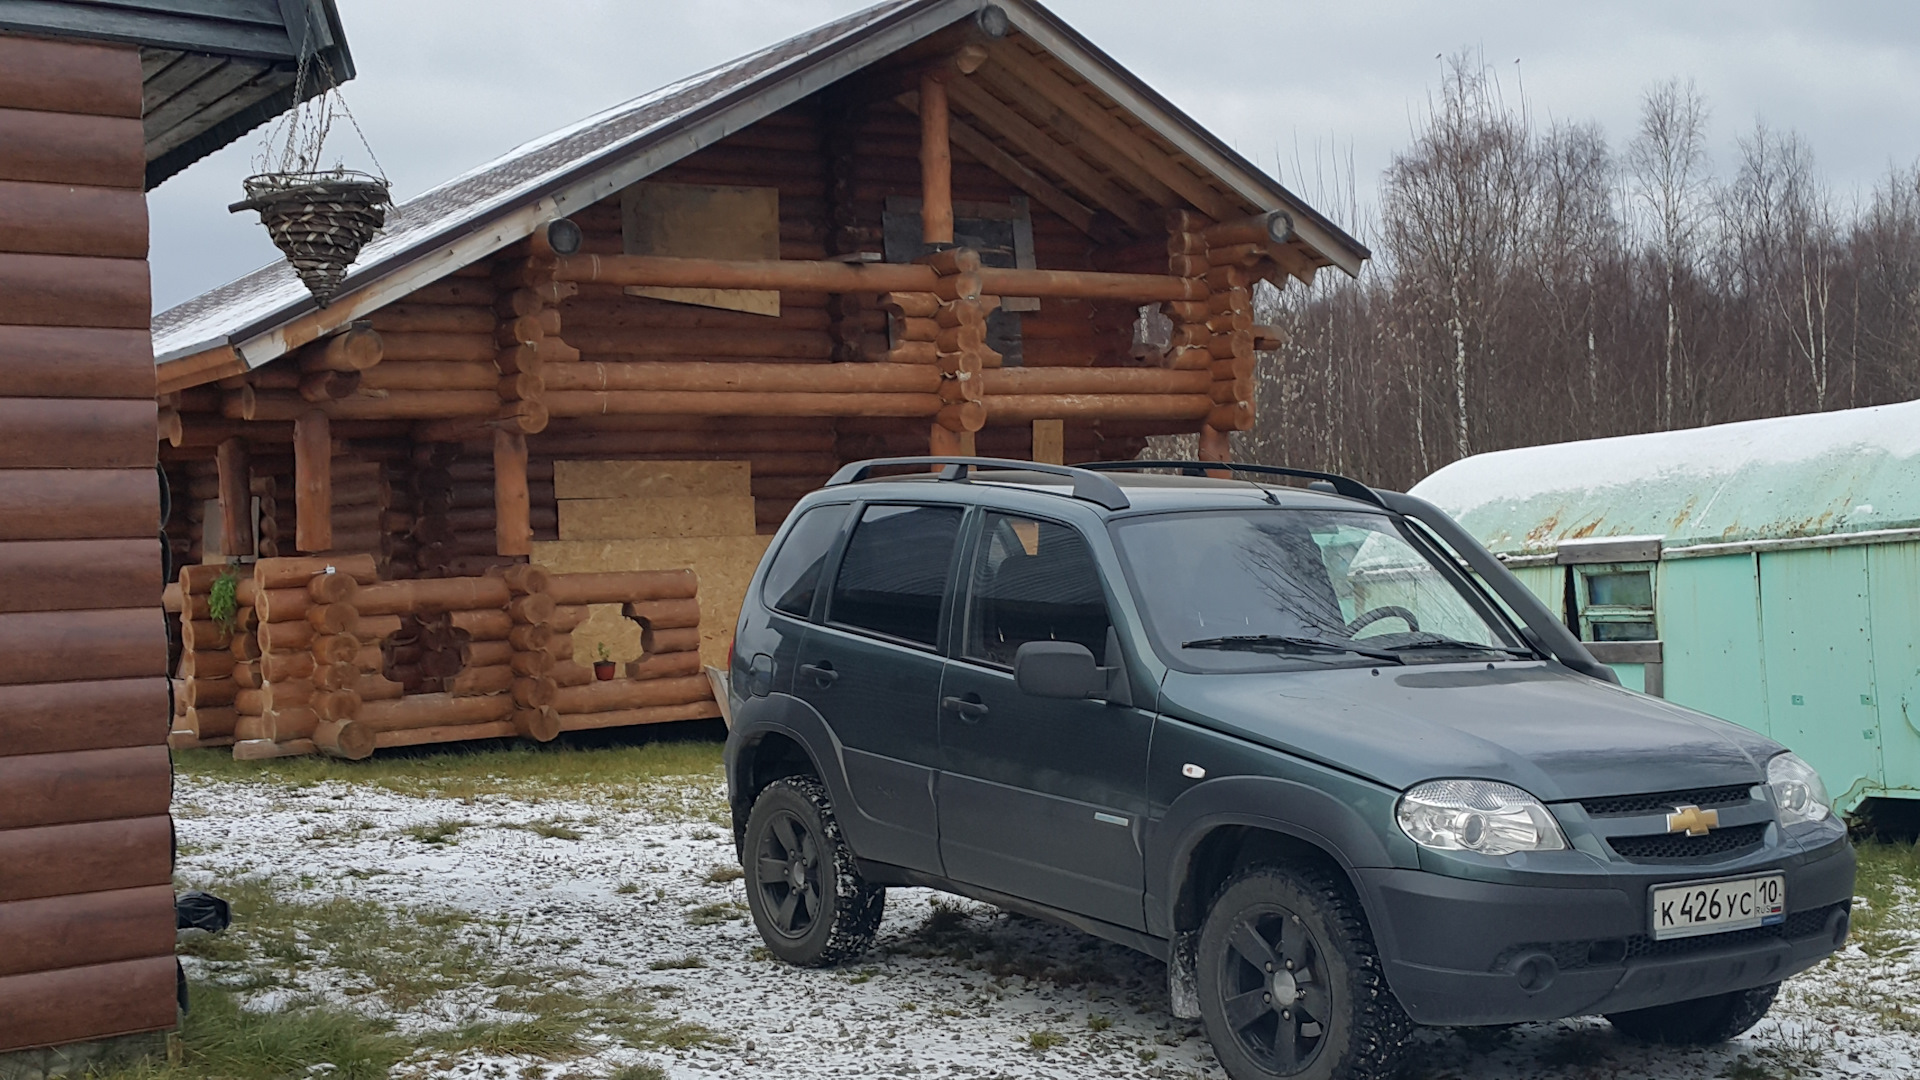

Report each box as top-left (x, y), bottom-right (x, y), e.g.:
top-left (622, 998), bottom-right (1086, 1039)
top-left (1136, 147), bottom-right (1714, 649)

top-left (0, 0), bottom-right (356, 188)
top-left (153, 0), bottom-right (1368, 383)
top-left (1409, 399), bottom-right (1920, 554)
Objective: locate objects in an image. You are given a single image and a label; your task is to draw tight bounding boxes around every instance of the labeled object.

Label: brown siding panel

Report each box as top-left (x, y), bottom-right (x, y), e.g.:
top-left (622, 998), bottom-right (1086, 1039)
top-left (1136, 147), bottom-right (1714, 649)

top-left (0, 109), bottom-right (145, 188)
top-left (0, 817), bottom-right (173, 903)
top-left (0, 538), bottom-right (162, 613)
top-left (0, 326), bottom-right (153, 398)
top-left (0, 678), bottom-right (169, 757)
top-left (0, 468), bottom-right (159, 540)
top-left (0, 607), bottom-right (167, 685)
top-left (0, 252), bottom-right (150, 328)
top-left (0, 746), bottom-right (172, 830)
top-left (0, 886), bottom-right (174, 978)
top-left (0, 180), bottom-right (147, 257)
top-left (0, 956), bottom-right (178, 1053)
top-left (0, 37), bottom-right (142, 118)
top-left (0, 399), bottom-right (156, 468)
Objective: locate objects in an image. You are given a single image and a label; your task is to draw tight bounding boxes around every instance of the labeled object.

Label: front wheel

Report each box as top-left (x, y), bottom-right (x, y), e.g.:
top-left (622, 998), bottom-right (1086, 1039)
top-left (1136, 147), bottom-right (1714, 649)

top-left (1605, 982), bottom-right (1778, 1045)
top-left (740, 776), bottom-right (884, 966)
top-left (1196, 864), bottom-right (1409, 1080)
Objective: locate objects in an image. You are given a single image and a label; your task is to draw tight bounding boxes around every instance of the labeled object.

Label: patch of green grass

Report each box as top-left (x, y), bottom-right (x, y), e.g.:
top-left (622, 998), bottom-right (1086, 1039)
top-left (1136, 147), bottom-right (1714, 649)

top-left (609, 1066), bottom-right (667, 1080)
top-left (404, 818), bottom-right (469, 846)
top-left (647, 955), bottom-right (707, 970)
top-left (1087, 1014), bottom-right (1112, 1032)
top-left (704, 864), bottom-right (744, 884)
top-left (685, 901), bottom-right (747, 926)
top-left (615, 882), bottom-right (642, 894)
top-left (1026, 1029), bottom-right (1065, 1052)
top-left (171, 740), bottom-right (724, 806)
top-left (91, 983), bottom-right (406, 1080)
top-left (523, 820), bottom-right (585, 841)
top-left (427, 1016), bottom-right (589, 1059)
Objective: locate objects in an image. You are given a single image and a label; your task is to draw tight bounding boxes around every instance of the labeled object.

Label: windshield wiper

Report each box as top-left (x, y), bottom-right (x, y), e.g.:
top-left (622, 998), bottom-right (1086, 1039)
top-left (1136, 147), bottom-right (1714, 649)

top-left (1390, 636), bottom-right (1533, 658)
top-left (1179, 634), bottom-right (1405, 664)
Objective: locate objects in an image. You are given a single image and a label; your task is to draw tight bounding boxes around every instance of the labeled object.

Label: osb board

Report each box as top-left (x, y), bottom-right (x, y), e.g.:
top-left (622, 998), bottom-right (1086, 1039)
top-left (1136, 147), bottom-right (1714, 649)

top-left (553, 460), bottom-right (751, 500)
top-left (557, 496), bottom-right (757, 541)
top-left (534, 535), bottom-right (773, 668)
top-left (623, 181), bottom-right (779, 316)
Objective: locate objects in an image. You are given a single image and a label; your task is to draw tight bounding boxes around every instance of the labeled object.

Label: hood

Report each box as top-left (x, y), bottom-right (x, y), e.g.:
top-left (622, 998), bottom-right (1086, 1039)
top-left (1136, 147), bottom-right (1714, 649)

top-left (1158, 661), bottom-right (1781, 802)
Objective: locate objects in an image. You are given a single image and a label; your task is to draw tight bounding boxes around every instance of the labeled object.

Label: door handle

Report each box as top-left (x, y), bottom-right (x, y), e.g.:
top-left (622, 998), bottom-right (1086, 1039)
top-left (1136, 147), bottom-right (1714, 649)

top-left (799, 661), bottom-right (838, 687)
top-left (942, 694), bottom-right (989, 722)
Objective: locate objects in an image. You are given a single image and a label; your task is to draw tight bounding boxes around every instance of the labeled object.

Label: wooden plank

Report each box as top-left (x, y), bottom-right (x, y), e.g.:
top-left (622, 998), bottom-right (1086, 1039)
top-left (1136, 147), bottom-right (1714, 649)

top-left (0, 678), bottom-right (167, 758)
top-left (0, 398), bottom-right (155, 468)
top-left (0, 180), bottom-right (147, 258)
top-left (0, 468), bottom-right (157, 540)
top-left (554, 700), bottom-right (723, 732)
top-left (941, 77), bottom-right (1154, 235)
top-left (0, 538), bottom-right (160, 614)
top-left (0, 252), bottom-right (149, 329)
top-left (0, 608), bottom-right (167, 686)
top-left (154, 342), bottom-right (244, 394)
top-left (0, 746), bottom-right (171, 830)
top-left (0, 955), bottom-right (177, 1054)
top-left (979, 43), bottom-right (1244, 222)
top-left (0, 325), bottom-right (153, 398)
top-left (138, 57), bottom-right (268, 144)
top-left (139, 51), bottom-right (225, 115)
top-left (0, 885), bottom-right (173, 979)
top-left (0, 35), bottom-right (142, 118)
top-left (0, 108), bottom-right (145, 188)
top-left (557, 495), bottom-right (757, 541)
top-left (1032, 419), bottom-right (1064, 464)
top-left (0, 816), bottom-right (173, 903)
top-left (552, 460), bottom-right (750, 500)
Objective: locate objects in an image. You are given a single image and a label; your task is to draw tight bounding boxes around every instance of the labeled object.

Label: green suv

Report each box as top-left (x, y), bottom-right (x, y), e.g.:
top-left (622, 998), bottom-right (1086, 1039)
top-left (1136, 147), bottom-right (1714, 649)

top-left (724, 458), bottom-right (1855, 1080)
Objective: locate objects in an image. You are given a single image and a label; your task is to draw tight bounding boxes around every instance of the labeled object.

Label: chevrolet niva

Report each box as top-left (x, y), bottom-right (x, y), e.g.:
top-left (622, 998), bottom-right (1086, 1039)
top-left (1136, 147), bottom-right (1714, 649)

top-left (723, 458), bottom-right (1855, 1080)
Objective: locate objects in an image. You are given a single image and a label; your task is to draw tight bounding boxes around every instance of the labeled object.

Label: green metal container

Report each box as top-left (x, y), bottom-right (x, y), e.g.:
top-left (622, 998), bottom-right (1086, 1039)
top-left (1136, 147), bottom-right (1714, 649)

top-left (1411, 400), bottom-right (1920, 811)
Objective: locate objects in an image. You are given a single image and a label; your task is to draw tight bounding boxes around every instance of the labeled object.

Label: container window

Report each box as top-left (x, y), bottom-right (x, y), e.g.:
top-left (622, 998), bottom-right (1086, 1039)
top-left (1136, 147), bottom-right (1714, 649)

top-left (1575, 564), bottom-right (1657, 643)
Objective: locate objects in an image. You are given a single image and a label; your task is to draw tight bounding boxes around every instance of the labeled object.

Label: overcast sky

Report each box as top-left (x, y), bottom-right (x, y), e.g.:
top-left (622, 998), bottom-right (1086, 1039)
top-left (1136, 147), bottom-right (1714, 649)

top-left (147, 0), bottom-right (1920, 313)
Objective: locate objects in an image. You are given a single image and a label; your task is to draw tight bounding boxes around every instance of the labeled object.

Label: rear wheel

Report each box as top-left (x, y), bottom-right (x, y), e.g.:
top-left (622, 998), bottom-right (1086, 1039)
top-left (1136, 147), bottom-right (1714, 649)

top-left (1196, 864), bottom-right (1409, 1080)
top-left (740, 776), bottom-right (883, 966)
top-left (1605, 982), bottom-right (1778, 1045)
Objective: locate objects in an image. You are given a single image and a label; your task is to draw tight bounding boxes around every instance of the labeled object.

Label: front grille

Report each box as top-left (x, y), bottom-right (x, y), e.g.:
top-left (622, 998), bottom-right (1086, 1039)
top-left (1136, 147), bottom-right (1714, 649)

top-left (1496, 901), bottom-right (1847, 972)
top-left (1607, 822), bottom-right (1769, 861)
top-left (1581, 784), bottom-right (1755, 817)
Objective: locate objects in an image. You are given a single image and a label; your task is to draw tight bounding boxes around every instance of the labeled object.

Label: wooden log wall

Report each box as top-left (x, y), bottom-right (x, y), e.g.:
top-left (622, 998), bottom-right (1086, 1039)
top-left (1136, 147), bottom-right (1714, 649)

top-left (166, 558), bottom-right (719, 760)
top-left (0, 32), bottom-right (175, 1053)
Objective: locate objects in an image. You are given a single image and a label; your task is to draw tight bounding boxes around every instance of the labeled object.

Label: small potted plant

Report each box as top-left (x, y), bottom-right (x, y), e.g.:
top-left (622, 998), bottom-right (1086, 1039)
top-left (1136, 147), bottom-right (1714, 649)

top-left (593, 643), bottom-right (617, 681)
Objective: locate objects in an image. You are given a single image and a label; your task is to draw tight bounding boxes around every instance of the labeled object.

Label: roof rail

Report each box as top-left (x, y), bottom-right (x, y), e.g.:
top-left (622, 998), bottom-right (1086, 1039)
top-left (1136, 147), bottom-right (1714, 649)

top-left (1076, 460), bottom-right (1385, 507)
top-left (825, 457), bottom-right (1132, 510)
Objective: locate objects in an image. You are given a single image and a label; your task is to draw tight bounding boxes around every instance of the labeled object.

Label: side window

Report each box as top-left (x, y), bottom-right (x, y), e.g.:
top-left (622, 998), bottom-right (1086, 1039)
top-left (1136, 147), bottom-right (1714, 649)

top-left (762, 504), bottom-right (851, 618)
top-left (1575, 563), bottom-right (1657, 641)
top-left (827, 504), bottom-right (963, 647)
top-left (963, 513), bottom-right (1111, 667)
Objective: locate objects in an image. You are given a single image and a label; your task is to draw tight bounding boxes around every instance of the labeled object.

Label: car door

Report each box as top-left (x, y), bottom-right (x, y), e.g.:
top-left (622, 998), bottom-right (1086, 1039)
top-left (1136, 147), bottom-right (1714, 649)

top-left (936, 510), bottom-right (1154, 931)
top-left (793, 502), bottom-right (965, 876)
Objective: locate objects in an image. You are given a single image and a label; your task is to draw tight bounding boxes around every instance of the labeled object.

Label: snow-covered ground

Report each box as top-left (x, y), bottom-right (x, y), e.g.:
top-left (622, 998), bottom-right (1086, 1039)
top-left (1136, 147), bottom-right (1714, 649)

top-left (172, 768), bottom-right (1920, 1079)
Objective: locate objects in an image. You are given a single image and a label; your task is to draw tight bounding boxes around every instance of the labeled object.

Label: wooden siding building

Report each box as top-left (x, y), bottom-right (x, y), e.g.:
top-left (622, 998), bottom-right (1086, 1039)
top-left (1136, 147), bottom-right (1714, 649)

top-left (150, 0), bottom-right (1367, 764)
top-left (0, 0), bottom-right (353, 1057)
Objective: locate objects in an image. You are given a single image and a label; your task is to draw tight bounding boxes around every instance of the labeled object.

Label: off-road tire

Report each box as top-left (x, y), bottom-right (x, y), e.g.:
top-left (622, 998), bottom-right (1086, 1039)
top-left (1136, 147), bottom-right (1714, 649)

top-left (1605, 982), bottom-right (1779, 1045)
top-left (1196, 864), bottom-right (1411, 1080)
top-left (740, 776), bottom-right (884, 966)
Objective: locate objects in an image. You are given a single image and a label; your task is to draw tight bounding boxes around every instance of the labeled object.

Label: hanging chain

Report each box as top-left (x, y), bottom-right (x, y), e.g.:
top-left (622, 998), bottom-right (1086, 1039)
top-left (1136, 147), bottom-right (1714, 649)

top-left (251, 2), bottom-right (384, 182)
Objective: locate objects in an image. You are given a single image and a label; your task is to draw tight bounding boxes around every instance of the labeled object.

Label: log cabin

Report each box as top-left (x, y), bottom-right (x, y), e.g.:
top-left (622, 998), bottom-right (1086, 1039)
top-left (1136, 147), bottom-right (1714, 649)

top-left (151, 0), bottom-right (1370, 765)
top-left (0, 0), bottom-right (356, 1060)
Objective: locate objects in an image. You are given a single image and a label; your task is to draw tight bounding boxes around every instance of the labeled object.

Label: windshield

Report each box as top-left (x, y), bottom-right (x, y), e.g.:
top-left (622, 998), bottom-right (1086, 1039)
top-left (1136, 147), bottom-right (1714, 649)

top-left (1112, 508), bottom-right (1527, 672)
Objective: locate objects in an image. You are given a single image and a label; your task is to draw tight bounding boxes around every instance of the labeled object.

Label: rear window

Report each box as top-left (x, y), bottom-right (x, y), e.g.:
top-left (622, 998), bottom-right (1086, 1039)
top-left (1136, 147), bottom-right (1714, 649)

top-left (761, 504), bottom-right (850, 618)
top-left (827, 504), bottom-right (963, 647)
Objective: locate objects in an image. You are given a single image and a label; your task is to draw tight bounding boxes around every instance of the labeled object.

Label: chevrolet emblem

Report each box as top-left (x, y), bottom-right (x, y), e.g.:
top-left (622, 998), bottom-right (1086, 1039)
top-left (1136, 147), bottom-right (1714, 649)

top-left (1666, 804), bottom-right (1719, 836)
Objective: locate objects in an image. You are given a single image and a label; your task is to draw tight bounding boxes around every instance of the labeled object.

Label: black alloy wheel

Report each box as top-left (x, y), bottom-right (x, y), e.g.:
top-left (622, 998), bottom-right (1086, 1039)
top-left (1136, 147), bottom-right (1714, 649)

top-left (1217, 904), bottom-right (1332, 1073)
top-left (740, 776), bottom-right (885, 966)
top-left (755, 806), bottom-right (822, 939)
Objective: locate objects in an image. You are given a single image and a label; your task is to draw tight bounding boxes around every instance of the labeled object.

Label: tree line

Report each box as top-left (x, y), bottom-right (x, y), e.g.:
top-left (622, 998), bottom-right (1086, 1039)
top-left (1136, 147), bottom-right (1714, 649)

top-left (1238, 56), bottom-right (1920, 490)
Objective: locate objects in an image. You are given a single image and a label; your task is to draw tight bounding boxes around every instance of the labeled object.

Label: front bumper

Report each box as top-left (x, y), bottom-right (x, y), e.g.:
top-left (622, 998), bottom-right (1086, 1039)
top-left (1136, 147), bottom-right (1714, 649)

top-left (1355, 832), bottom-right (1856, 1026)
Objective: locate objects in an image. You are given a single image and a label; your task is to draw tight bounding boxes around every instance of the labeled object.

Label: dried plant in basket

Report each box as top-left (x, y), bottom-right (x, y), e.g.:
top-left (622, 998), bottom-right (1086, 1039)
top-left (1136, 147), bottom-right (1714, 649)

top-left (230, 169), bottom-right (390, 305)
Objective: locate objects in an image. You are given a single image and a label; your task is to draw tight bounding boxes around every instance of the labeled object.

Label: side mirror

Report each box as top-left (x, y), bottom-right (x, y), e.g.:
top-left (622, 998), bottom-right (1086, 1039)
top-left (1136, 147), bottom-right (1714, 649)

top-left (1014, 641), bottom-right (1106, 699)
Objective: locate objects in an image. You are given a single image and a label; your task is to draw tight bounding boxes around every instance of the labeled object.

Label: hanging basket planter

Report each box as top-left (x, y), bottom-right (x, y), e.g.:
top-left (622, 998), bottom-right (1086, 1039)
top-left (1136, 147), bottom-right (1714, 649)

top-left (230, 169), bottom-right (391, 306)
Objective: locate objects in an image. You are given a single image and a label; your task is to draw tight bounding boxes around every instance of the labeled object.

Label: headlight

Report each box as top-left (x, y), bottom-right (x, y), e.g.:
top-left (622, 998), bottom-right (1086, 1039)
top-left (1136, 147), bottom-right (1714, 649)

top-left (1768, 752), bottom-right (1831, 825)
top-left (1396, 779), bottom-right (1568, 855)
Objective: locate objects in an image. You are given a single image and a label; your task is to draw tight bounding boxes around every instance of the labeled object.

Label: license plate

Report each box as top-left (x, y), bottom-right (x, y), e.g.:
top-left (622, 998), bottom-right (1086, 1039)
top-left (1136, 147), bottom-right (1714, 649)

top-left (1650, 875), bottom-right (1786, 940)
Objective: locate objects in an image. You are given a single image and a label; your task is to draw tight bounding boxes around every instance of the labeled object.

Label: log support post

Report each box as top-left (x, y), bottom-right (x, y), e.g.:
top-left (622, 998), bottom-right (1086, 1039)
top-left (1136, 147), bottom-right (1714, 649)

top-left (494, 428), bottom-right (531, 557)
top-left (490, 247), bottom-right (576, 555)
top-left (252, 474), bottom-right (281, 558)
top-left (1199, 218), bottom-right (1263, 455)
top-left (1032, 419), bottom-right (1064, 465)
top-left (920, 69), bottom-right (954, 247)
top-left (1166, 210), bottom-right (1249, 468)
top-left (216, 436), bottom-right (251, 559)
top-left (505, 564), bottom-right (560, 741)
top-left (294, 410), bottom-right (332, 552)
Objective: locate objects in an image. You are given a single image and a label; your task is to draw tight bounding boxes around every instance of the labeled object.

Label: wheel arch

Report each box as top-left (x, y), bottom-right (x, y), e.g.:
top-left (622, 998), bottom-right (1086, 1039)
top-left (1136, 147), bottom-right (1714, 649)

top-left (725, 694), bottom-right (838, 853)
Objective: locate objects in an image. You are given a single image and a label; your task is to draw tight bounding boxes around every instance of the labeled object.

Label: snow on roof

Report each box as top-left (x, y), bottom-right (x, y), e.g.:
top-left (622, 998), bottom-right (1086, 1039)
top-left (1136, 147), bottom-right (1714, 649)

top-left (1408, 399), bottom-right (1920, 553)
top-left (151, 0), bottom-right (923, 363)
